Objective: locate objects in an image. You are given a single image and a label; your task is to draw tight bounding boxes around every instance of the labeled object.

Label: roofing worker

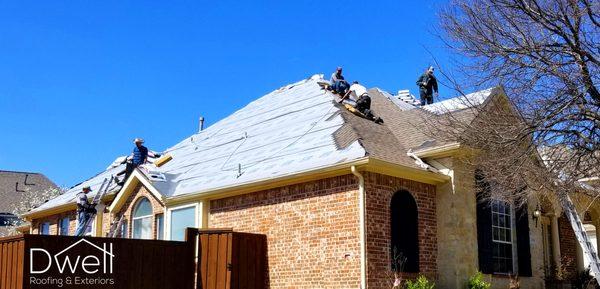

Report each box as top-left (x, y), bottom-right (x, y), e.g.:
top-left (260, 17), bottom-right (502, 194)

top-left (340, 81), bottom-right (383, 124)
top-left (329, 67), bottom-right (349, 95)
top-left (416, 66), bottom-right (438, 105)
top-left (74, 186), bottom-right (96, 236)
top-left (117, 138), bottom-right (161, 185)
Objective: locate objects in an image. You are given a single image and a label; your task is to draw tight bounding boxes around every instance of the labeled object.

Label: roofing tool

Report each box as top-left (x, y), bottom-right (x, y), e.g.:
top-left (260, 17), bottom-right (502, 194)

top-left (154, 154), bottom-right (173, 167)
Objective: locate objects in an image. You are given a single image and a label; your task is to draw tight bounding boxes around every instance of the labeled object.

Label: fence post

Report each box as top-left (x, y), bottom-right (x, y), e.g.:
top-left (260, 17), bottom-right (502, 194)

top-left (185, 227), bottom-right (199, 289)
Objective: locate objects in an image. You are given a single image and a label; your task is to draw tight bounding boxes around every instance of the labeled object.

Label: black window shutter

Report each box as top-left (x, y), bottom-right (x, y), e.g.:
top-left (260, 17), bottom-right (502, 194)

top-left (516, 204), bottom-right (533, 277)
top-left (476, 191), bottom-right (493, 274)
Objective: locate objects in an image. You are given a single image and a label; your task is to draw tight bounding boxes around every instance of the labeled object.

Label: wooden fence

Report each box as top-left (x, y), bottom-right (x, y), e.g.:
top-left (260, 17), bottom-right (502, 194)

top-left (0, 234), bottom-right (195, 289)
top-left (1, 230), bottom-right (267, 289)
top-left (186, 228), bottom-right (268, 289)
top-left (0, 235), bottom-right (24, 289)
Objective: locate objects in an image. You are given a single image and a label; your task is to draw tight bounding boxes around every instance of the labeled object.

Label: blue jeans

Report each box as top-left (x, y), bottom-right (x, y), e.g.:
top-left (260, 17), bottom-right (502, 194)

top-left (331, 80), bottom-right (349, 94)
top-left (75, 211), bottom-right (89, 236)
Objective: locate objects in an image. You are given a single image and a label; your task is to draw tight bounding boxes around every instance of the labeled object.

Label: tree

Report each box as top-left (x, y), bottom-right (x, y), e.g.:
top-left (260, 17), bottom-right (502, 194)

top-left (0, 186), bottom-right (63, 237)
top-left (432, 0), bottom-right (599, 204)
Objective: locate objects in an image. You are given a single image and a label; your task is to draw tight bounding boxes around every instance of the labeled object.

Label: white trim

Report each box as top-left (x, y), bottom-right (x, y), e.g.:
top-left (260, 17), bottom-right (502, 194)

top-left (108, 169), bottom-right (165, 213)
top-left (131, 198), bottom-right (153, 239)
top-left (165, 203), bottom-right (198, 241)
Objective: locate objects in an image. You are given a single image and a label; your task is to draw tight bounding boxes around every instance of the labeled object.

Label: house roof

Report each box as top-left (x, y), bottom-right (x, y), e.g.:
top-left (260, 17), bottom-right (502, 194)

top-left (0, 170), bottom-right (58, 213)
top-left (29, 74), bottom-right (497, 215)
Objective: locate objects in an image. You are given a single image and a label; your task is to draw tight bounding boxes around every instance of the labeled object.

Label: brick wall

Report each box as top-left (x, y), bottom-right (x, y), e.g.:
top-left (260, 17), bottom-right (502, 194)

top-left (31, 210), bottom-right (77, 236)
top-left (209, 174), bottom-right (362, 289)
top-left (116, 183), bottom-right (165, 239)
top-left (558, 215), bottom-right (578, 280)
top-left (363, 172), bottom-right (437, 288)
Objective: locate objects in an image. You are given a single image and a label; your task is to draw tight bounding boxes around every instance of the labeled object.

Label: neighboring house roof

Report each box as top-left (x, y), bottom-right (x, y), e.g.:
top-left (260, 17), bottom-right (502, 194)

top-left (28, 74), bottom-right (498, 216)
top-left (0, 170), bottom-right (58, 213)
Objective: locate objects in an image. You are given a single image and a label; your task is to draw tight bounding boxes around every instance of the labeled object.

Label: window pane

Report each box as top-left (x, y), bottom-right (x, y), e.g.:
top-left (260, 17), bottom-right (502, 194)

top-left (59, 218), bottom-right (70, 236)
top-left (120, 221), bottom-right (128, 238)
top-left (133, 217), bottom-right (152, 239)
top-left (134, 199), bottom-right (153, 217)
top-left (156, 214), bottom-right (164, 240)
top-left (170, 206), bottom-right (195, 241)
top-left (491, 200), bottom-right (514, 274)
top-left (40, 222), bottom-right (50, 235)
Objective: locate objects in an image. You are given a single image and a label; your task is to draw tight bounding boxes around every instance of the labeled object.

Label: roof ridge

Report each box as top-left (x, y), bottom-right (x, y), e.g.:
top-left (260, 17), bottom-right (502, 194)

top-left (0, 170), bottom-right (44, 175)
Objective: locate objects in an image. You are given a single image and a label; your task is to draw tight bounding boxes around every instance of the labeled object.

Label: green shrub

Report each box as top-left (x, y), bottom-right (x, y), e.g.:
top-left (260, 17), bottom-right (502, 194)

top-left (405, 275), bottom-right (435, 289)
top-left (467, 272), bottom-right (491, 289)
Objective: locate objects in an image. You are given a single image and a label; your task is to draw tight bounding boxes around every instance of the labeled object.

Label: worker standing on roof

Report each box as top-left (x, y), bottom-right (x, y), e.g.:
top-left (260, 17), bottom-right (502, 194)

top-left (117, 138), bottom-right (161, 185)
top-left (329, 67), bottom-right (349, 95)
top-left (416, 66), bottom-right (438, 105)
top-left (74, 186), bottom-right (96, 236)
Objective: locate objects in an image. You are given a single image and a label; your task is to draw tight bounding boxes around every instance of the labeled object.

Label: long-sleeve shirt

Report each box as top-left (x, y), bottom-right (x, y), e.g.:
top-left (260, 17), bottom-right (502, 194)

top-left (76, 192), bottom-right (93, 212)
top-left (416, 73), bottom-right (438, 95)
top-left (330, 72), bottom-right (344, 83)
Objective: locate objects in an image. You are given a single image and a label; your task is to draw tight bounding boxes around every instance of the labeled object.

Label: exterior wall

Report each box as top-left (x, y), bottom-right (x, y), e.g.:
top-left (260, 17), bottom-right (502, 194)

top-left (116, 183), bottom-right (165, 239)
top-left (434, 157), bottom-right (479, 289)
top-left (31, 210), bottom-right (77, 236)
top-left (558, 215), bottom-right (578, 280)
top-left (434, 158), bottom-right (545, 289)
top-left (363, 172), bottom-right (437, 288)
top-left (209, 174), bottom-right (361, 289)
top-left (30, 183), bottom-right (166, 239)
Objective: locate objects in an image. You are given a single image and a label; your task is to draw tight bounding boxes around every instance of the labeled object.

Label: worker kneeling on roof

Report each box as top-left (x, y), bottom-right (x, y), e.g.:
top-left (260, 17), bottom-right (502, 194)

top-left (116, 138), bottom-right (161, 185)
top-left (343, 81), bottom-right (383, 124)
top-left (74, 186), bottom-right (96, 236)
top-left (329, 67), bottom-right (349, 95)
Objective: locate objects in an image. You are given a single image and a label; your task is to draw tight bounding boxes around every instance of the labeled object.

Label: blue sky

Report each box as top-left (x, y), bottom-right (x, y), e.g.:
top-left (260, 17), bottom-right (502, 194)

top-left (0, 0), bottom-right (452, 187)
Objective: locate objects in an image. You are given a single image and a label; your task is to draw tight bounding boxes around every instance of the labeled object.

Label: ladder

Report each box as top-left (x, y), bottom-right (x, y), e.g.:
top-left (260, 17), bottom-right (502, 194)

top-left (107, 213), bottom-right (126, 238)
top-left (559, 192), bottom-right (600, 284)
top-left (76, 176), bottom-right (115, 236)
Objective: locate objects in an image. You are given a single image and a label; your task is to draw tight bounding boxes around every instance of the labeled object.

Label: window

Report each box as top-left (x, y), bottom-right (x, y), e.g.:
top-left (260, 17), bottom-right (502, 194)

top-left (170, 206), bottom-right (196, 241)
top-left (119, 220), bottom-right (128, 238)
top-left (0, 213), bottom-right (20, 227)
top-left (491, 200), bottom-right (515, 274)
top-left (39, 222), bottom-right (50, 235)
top-left (390, 190), bottom-right (419, 272)
top-left (58, 217), bottom-right (70, 235)
top-left (156, 214), bottom-right (164, 240)
top-left (132, 198), bottom-right (153, 239)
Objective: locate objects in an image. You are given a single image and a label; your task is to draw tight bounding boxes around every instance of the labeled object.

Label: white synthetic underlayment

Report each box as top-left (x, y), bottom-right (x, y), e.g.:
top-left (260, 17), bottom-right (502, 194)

top-left (32, 75), bottom-right (366, 212)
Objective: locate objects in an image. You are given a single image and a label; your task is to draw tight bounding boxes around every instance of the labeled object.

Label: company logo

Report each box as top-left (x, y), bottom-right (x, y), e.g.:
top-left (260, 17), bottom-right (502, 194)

top-left (29, 239), bottom-right (115, 287)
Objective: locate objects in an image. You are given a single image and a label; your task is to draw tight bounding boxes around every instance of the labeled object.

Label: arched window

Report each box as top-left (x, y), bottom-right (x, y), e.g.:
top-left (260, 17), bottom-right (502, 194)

top-left (132, 198), bottom-right (153, 239)
top-left (390, 190), bottom-right (419, 272)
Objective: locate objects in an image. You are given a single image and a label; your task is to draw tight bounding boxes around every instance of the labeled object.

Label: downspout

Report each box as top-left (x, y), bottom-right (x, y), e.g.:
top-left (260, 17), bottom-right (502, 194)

top-left (351, 165), bottom-right (367, 289)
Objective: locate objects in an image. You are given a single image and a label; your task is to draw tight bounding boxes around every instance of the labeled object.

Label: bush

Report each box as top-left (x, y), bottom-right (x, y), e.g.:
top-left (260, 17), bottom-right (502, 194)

top-left (467, 272), bottom-right (491, 289)
top-left (405, 275), bottom-right (435, 289)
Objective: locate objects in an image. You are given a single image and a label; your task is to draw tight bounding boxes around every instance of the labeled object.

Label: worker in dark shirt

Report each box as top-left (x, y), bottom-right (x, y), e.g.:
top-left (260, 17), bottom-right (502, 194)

top-left (416, 66), bottom-right (438, 105)
top-left (117, 138), bottom-right (161, 185)
top-left (329, 67), bottom-right (349, 95)
top-left (74, 186), bottom-right (95, 236)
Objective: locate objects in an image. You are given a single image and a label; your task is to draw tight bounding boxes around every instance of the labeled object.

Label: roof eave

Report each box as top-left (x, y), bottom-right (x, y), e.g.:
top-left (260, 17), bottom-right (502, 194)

top-left (411, 142), bottom-right (462, 158)
top-left (164, 156), bottom-right (449, 206)
top-left (21, 202), bottom-right (77, 220)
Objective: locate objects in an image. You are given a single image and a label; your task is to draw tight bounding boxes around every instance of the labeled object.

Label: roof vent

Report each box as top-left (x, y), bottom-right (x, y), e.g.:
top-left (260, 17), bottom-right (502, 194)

top-left (198, 116), bottom-right (205, 132)
top-left (397, 90), bottom-right (421, 106)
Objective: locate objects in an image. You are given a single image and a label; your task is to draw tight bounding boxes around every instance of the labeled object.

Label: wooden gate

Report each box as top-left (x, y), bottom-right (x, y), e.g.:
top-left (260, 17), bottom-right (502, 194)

top-left (186, 229), bottom-right (268, 289)
top-left (0, 235), bottom-right (25, 289)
